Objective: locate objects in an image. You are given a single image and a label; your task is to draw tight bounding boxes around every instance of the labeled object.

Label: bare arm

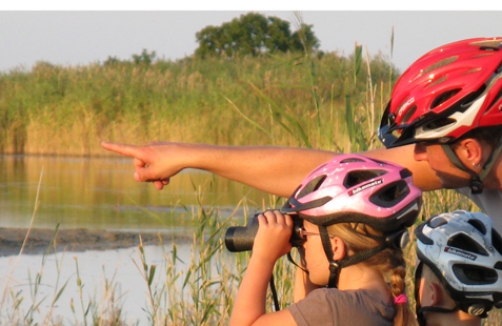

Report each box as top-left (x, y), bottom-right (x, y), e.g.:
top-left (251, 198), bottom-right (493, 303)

top-left (229, 211), bottom-right (297, 326)
top-left (100, 141), bottom-right (442, 196)
top-left (101, 141), bottom-right (335, 197)
top-left (363, 145), bottom-right (442, 191)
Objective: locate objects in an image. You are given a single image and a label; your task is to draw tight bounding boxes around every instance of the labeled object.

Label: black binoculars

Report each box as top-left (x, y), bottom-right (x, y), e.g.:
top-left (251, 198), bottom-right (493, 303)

top-left (224, 212), bottom-right (304, 252)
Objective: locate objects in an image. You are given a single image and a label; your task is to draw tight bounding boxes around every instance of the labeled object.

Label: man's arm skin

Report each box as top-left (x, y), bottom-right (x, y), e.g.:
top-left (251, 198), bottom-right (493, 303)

top-left (101, 141), bottom-right (441, 196)
top-left (363, 145), bottom-right (442, 191)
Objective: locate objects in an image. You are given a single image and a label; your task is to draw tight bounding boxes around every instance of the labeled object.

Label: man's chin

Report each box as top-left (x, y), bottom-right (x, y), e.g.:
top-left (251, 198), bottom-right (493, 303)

top-left (440, 182), bottom-right (457, 189)
top-left (440, 180), bottom-right (472, 190)
top-left (436, 172), bottom-right (471, 189)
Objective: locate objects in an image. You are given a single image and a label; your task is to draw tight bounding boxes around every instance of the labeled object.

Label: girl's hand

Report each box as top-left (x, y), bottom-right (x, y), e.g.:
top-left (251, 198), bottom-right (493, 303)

top-left (252, 210), bottom-right (293, 264)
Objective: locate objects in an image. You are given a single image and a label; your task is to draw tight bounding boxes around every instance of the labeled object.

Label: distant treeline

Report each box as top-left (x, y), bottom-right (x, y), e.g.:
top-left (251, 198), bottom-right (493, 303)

top-left (0, 49), bottom-right (398, 156)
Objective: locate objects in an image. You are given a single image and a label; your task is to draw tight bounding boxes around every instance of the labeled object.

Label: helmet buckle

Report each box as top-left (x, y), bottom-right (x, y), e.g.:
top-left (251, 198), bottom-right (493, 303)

top-left (467, 304), bottom-right (486, 316)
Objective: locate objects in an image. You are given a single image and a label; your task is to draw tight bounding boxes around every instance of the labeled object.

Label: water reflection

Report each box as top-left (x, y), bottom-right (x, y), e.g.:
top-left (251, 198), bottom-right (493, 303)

top-left (0, 154), bottom-right (269, 231)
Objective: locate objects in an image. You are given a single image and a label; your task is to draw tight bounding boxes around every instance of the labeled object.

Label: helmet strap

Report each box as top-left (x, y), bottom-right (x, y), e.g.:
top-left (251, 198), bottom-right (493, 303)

top-left (441, 144), bottom-right (483, 193)
top-left (479, 133), bottom-right (502, 184)
top-left (319, 227), bottom-right (341, 288)
top-left (441, 134), bottom-right (502, 194)
top-left (417, 306), bottom-right (459, 326)
top-left (319, 226), bottom-right (388, 288)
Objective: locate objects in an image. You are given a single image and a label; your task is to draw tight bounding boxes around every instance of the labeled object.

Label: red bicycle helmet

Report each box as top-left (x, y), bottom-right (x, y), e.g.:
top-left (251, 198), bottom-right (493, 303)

top-left (379, 37), bottom-right (502, 148)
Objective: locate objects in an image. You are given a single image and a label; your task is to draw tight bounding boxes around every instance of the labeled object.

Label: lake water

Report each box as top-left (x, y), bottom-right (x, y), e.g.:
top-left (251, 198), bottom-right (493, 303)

top-left (0, 154), bottom-right (268, 231)
top-left (0, 154), bottom-right (270, 325)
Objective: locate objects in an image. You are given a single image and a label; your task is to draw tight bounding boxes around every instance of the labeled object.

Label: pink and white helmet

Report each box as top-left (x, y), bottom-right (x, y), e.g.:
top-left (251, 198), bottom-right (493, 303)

top-left (282, 154), bottom-right (422, 232)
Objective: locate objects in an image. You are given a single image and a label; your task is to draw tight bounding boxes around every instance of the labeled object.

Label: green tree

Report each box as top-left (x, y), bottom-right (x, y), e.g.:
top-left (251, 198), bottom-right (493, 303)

top-left (291, 23), bottom-right (320, 54)
top-left (132, 49), bottom-right (157, 65)
top-left (195, 12), bottom-right (320, 58)
top-left (265, 17), bottom-right (292, 52)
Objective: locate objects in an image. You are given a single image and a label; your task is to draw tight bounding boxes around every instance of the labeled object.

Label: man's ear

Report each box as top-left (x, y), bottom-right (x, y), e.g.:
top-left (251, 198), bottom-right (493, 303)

top-left (457, 138), bottom-right (483, 168)
top-left (331, 236), bottom-right (346, 261)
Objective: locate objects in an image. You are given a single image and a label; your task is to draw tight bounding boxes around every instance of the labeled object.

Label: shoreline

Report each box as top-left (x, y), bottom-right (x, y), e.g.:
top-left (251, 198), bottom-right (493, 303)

top-left (0, 227), bottom-right (192, 257)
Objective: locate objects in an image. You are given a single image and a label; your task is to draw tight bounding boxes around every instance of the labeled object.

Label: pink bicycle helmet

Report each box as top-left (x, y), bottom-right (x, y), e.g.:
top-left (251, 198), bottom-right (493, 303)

top-left (281, 154), bottom-right (423, 288)
top-left (282, 154), bottom-right (422, 232)
top-left (379, 37), bottom-right (502, 148)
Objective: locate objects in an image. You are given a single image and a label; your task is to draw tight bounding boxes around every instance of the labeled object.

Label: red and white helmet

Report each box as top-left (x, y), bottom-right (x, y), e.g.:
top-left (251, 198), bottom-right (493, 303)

top-left (379, 37), bottom-right (502, 148)
top-left (282, 154), bottom-right (422, 232)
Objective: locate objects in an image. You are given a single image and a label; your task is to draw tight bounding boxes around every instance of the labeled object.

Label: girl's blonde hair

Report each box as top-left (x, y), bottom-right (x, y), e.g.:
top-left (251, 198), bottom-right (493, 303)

top-left (327, 222), bottom-right (418, 326)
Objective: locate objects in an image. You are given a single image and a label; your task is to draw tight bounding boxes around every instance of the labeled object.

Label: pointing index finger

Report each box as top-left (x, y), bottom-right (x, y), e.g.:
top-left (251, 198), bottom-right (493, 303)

top-left (101, 141), bottom-right (141, 158)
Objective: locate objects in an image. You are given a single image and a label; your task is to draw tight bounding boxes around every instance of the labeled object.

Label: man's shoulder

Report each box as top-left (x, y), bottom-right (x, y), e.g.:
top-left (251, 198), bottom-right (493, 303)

top-left (456, 187), bottom-right (502, 232)
top-left (456, 187), bottom-right (502, 199)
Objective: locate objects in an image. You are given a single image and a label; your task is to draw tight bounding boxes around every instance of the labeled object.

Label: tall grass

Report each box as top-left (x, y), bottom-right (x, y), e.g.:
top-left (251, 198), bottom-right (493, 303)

top-left (0, 50), bottom-right (396, 155)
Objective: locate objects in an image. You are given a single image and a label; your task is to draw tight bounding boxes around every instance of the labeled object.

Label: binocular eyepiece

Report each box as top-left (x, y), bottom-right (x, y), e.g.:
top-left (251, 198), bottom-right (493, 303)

top-left (224, 213), bottom-right (304, 252)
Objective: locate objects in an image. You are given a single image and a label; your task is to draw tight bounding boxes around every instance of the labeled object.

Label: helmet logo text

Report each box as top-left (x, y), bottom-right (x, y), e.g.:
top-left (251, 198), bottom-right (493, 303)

top-left (348, 179), bottom-right (383, 196)
top-left (444, 246), bottom-right (477, 261)
top-left (397, 97), bottom-right (415, 117)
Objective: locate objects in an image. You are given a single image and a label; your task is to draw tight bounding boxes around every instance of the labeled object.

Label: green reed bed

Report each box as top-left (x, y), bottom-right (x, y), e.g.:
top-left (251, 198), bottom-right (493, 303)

top-left (0, 50), bottom-right (396, 155)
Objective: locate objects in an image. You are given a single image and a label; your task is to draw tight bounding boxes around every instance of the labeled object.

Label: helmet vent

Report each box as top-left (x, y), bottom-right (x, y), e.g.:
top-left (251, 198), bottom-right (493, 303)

top-left (297, 175), bottom-right (327, 199)
top-left (468, 219), bottom-right (487, 235)
top-left (401, 105), bottom-right (417, 124)
top-left (340, 158), bottom-right (365, 163)
top-left (491, 229), bottom-right (502, 256)
top-left (426, 76), bottom-right (447, 89)
top-left (431, 89), bottom-right (460, 109)
top-left (448, 234), bottom-right (488, 256)
top-left (369, 180), bottom-right (410, 208)
top-left (471, 39), bottom-right (502, 50)
top-left (344, 170), bottom-right (386, 188)
top-left (400, 168), bottom-right (413, 179)
top-left (485, 87), bottom-right (502, 115)
top-left (424, 117), bottom-right (456, 130)
top-left (464, 67), bottom-right (482, 75)
top-left (428, 215), bottom-right (448, 228)
top-left (452, 264), bottom-right (498, 285)
top-left (423, 56), bottom-right (458, 74)
top-left (461, 85), bottom-right (487, 110)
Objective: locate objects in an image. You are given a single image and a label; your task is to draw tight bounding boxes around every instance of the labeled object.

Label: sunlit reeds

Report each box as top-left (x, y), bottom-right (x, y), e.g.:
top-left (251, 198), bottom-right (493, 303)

top-left (0, 50), bottom-right (396, 155)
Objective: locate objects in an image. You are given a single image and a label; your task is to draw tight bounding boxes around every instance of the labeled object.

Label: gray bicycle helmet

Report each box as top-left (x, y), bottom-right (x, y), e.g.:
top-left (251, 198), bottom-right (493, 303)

top-left (415, 210), bottom-right (502, 321)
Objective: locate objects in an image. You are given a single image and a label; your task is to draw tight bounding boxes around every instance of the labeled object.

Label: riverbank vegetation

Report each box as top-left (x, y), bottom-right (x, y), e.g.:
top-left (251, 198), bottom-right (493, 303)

top-left (0, 45), bottom-right (395, 156)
